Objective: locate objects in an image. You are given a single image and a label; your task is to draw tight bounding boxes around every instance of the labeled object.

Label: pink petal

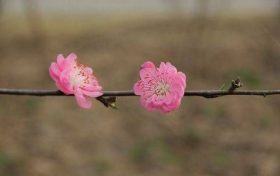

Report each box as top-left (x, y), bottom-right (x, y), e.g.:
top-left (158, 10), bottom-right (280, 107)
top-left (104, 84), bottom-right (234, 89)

top-left (160, 105), bottom-right (172, 113)
top-left (165, 62), bottom-right (178, 74)
top-left (159, 62), bottom-right (168, 72)
top-left (84, 67), bottom-right (93, 75)
top-left (177, 72), bottom-right (187, 87)
top-left (59, 69), bottom-right (74, 93)
top-left (140, 68), bottom-right (155, 80)
top-left (49, 63), bottom-right (60, 82)
top-left (152, 95), bottom-right (165, 106)
top-left (67, 53), bottom-right (77, 60)
top-left (140, 97), bottom-right (155, 111)
top-left (74, 88), bottom-right (92, 109)
top-left (141, 61), bottom-right (155, 69)
top-left (164, 93), bottom-right (174, 105)
top-left (161, 104), bottom-right (174, 113)
top-left (82, 90), bottom-right (103, 97)
top-left (56, 54), bottom-right (65, 69)
top-left (133, 81), bottom-right (144, 95)
top-left (56, 81), bottom-right (72, 94)
top-left (170, 81), bottom-right (185, 96)
top-left (82, 84), bottom-right (102, 91)
top-left (64, 53), bottom-right (77, 66)
top-left (169, 98), bottom-right (182, 110)
top-left (159, 98), bottom-right (181, 113)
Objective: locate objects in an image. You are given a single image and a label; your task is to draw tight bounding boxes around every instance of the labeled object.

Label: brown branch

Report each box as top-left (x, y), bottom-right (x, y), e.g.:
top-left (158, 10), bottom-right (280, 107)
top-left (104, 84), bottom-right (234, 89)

top-left (0, 88), bottom-right (279, 98)
top-left (0, 88), bottom-right (279, 108)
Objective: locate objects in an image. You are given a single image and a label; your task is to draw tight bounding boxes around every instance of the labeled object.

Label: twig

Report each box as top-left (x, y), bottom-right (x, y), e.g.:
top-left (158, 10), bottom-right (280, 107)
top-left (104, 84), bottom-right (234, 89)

top-left (0, 88), bottom-right (279, 98)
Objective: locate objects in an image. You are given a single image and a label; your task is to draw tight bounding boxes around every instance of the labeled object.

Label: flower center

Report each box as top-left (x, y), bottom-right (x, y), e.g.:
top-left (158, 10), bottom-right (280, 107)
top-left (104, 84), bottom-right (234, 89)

top-left (70, 63), bottom-right (89, 86)
top-left (154, 82), bottom-right (170, 96)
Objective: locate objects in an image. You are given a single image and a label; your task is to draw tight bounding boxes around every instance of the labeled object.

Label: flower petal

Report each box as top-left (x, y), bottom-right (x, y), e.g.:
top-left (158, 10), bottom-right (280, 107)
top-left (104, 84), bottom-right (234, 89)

top-left (165, 62), bottom-right (178, 74)
top-left (177, 72), bottom-right (187, 88)
top-left (74, 88), bottom-right (92, 109)
top-left (82, 90), bottom-right (103, 97)
top-left (133, 80), bottom-right (144, 95)
top-left (55, 81), bottom-right (72, 94)
top-left (56, 54), bottom-right (65, 69)
top-left (65, 53), bottom-right (77, 66)
top-left (84, 67), bottom-right (93, 75)
top-left (140, 68), bottom-right (156, 80)
top-left (59, 69), bottom-right (74, 93)
top-left (82, 84), bottom-right (102, 92)
top-left (49, 63), bottom-right (60, 82)
top-left (141, 61), bottom-right (155, 69)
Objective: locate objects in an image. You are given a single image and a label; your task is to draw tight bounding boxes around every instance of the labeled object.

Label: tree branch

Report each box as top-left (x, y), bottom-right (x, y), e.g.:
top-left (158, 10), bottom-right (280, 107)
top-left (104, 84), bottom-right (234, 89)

top-left (0, 88), bottom-right (279, 98)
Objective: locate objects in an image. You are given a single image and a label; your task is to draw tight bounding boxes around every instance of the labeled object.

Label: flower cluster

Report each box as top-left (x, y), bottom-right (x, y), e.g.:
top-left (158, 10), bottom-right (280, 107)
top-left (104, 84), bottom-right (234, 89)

top-left (49, 53), bottom-right (187, 113)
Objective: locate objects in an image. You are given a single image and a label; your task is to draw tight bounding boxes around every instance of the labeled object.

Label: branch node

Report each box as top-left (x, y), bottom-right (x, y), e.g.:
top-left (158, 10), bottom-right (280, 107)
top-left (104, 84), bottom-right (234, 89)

top-left (228, 77), bottom-right (242, 92)
top-left (96, 96), bottom-right (117, 109)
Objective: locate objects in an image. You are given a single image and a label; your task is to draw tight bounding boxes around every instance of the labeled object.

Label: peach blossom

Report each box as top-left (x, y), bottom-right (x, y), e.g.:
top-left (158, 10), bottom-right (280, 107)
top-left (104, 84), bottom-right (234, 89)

top-left (49, 53), bottom-right (103, 109)
top-left (134, 61), bottom-right (186, 113)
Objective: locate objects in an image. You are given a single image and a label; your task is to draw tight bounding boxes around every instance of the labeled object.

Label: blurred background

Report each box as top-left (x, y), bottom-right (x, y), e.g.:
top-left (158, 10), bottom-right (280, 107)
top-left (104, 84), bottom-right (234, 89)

top-left (0, 0), bottom-right (280, 175)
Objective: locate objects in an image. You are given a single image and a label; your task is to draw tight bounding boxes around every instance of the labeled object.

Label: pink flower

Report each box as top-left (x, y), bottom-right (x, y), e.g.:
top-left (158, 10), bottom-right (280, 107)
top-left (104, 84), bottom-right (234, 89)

top-left (134, 61), bottom-right (186, 113)
top-left (49, 53), bottom-right (103, 109)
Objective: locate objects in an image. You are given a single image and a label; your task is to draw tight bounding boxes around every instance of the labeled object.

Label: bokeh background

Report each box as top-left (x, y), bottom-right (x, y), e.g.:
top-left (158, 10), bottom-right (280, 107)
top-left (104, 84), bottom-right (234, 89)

top-left (0, 0), bottom-right (280, 175)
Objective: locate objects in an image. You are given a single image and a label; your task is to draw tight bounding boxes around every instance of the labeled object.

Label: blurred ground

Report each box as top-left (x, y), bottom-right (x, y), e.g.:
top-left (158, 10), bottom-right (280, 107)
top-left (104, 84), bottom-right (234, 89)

top-left (0, 12), bottom-right (280, 176)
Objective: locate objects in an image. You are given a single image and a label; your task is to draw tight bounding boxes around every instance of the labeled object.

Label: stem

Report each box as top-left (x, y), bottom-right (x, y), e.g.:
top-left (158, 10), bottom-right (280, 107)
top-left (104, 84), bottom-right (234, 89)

top-left (0, 88), bottom-right (279, 98)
